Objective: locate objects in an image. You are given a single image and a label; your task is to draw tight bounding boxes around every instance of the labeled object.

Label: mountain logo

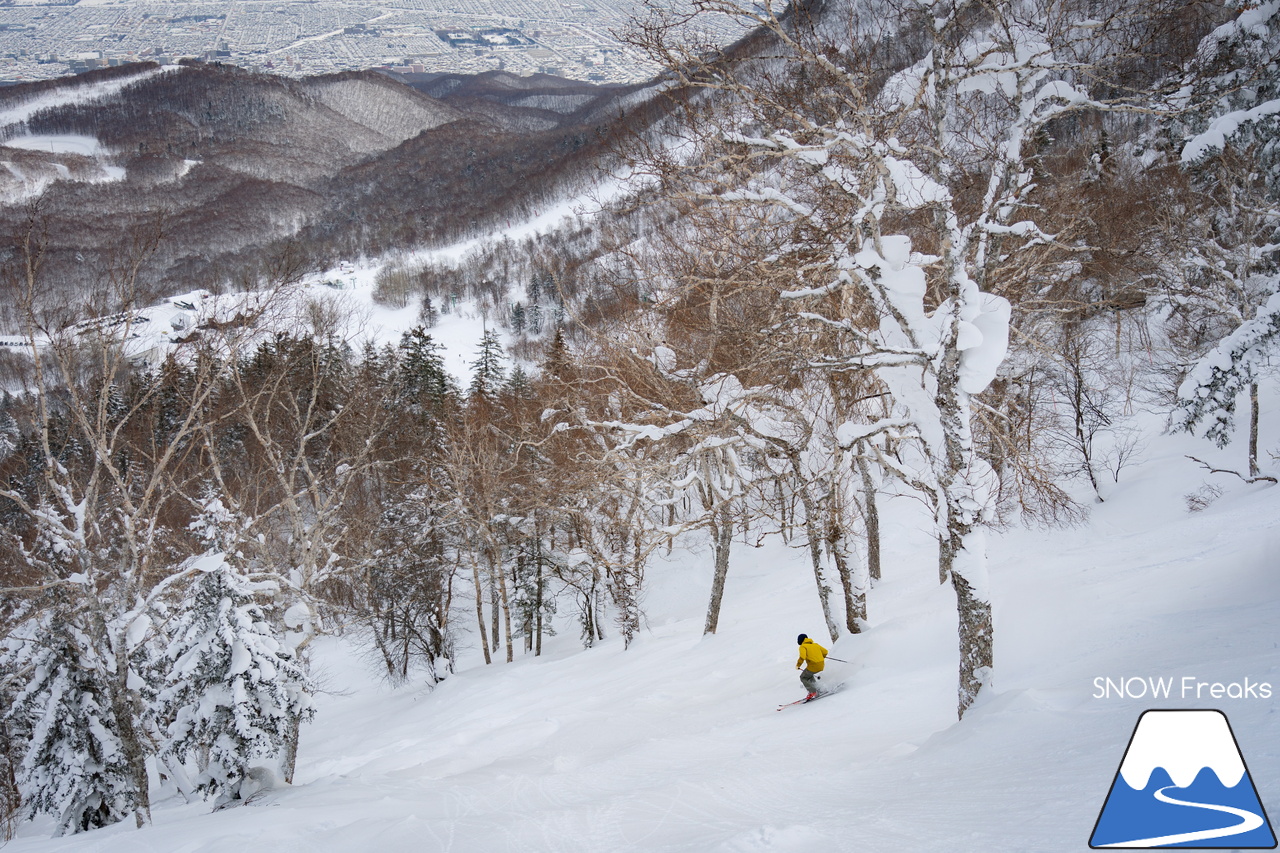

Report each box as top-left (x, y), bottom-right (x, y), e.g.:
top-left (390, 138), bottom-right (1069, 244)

top-left (1090, 709), bottom-right (1276, 848)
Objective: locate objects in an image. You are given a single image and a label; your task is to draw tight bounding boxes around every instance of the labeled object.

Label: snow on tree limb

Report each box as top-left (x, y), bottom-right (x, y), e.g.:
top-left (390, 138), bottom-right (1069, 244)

top-left (1175, 287), bottom-right (1280, 447)
top-left (1182, 98), bottom-right (1280, 164)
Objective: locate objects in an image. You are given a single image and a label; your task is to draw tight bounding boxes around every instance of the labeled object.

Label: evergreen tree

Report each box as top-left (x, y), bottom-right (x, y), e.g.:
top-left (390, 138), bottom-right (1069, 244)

top-left (508, 532), bottom-right (556, 654)
top-left (468, 329), bottom-right (507, 403)
top-left (511, 302), bottom-right (526, 335)
top-left (1172, 1), bottom-right (1280, 473)
top-left (0, 409), bottom-right (18, 460)
top-left (156, 499), bottom-right (314, 801)
top-left (543, 327), bottom-right (572, 383)
top-left (1175, 307), bottom-right (1280, 450)
top-left (507, 365), bottom-right (531, 397)
top-left (2, 611), bottom-right (140, 835)
top-left (145, 358), bottom-right (196, 451)
top-left (397, 326), bottom-right (453, 418)
top-left (0, 505), bottom-right (154, 835)
top-left (419, 295), bottom-right (439, 328)
top-left (363, 495), bottom-right (455, 684)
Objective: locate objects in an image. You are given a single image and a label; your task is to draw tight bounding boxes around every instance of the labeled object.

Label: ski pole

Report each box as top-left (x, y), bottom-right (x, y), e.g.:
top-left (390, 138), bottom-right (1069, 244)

top-left (826, 656), bottom-right (850, 663)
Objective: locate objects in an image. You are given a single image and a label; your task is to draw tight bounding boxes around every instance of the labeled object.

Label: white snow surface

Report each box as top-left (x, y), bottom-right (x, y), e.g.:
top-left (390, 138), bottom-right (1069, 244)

top-left (403, 173), bottom-right (635, 270)
top-left (957, 291), bottom-right (1011, 395)
top-left (7, 400), bottom-right (1280, 851)
top-left (1, 135), bottom-right (103, 156)
top-left (1118, 710), bottom-right (1245, 790)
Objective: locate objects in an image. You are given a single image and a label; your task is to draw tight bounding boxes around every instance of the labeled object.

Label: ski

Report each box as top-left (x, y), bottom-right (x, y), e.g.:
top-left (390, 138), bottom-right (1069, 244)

top-left (777, 686), bottom-right (843, 710)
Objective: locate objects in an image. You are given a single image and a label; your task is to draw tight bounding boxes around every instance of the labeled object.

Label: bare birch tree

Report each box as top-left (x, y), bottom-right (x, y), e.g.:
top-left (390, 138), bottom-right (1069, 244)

top-left (629, 0), bottom-right (1178, 716)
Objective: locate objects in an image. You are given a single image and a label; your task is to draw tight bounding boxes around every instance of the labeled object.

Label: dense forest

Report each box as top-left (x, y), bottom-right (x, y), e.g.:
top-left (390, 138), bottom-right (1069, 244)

top-left (2, 0), bottom-right (1279, 839)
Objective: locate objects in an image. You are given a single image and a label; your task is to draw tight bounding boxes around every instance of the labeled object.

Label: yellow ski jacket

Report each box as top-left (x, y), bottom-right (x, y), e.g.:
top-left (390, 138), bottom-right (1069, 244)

top-left (796, 637), bottom-right (828, 673)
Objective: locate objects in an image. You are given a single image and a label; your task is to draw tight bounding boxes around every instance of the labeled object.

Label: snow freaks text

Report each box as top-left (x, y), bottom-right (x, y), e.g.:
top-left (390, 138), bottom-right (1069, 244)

top-left (1093, 677), bottom-right (1273, 700)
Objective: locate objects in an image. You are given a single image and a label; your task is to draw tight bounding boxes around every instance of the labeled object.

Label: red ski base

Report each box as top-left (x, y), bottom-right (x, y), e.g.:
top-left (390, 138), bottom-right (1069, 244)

top-left (776, 693), bottom-right (821, 710)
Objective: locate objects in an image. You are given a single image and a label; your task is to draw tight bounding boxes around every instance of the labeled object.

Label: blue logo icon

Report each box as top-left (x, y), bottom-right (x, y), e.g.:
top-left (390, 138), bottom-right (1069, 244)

top-left (1091, 709), bottom-right (1276, 848)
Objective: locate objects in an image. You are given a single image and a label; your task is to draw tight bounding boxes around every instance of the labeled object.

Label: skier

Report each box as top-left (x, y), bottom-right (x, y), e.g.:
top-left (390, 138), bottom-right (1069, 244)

top-left (795, 633), bottom-right (829, 699)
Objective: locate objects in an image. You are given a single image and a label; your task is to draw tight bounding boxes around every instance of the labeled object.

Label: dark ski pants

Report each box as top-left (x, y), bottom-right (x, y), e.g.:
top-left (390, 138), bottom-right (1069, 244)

top-left (800, 668), bottom-right (822, 695)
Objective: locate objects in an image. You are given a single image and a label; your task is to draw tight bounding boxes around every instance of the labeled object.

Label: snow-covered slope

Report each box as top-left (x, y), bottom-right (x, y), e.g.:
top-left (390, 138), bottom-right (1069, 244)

top-left (0, 259), bottom-right (503, 387)
top-left (0, 65), bottom-right (170, 130)
top-left (307, 76), bottom-right (464, 150)
top-left (6, 409), bottom-right (1279, 851)
top-left (0, 66), bottom-right (172, 201)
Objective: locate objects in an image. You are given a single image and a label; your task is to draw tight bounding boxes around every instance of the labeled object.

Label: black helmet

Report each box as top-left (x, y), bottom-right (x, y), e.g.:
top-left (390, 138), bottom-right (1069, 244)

top-left (797, 633), bottom-right (808, 645)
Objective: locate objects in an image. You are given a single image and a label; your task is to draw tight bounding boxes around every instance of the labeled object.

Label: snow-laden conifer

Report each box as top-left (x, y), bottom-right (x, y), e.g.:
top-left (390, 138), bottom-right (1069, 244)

top-left (1, 612), bottom-right (139, 835)
top-left (0, 409), bottom-right (18, 460)
top-left (156, 499), bottom-right (314, 802)
top-left (468, 329), bottom-right (507, 402)
top-left (1172, 0), bottom-right (1280, 472)
top-left (1174, 291), bottom-right (1280, 448)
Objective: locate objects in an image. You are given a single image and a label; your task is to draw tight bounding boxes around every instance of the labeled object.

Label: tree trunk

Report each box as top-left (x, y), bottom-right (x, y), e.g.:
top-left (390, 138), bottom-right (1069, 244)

top-left (91, 608), bottom-right (151, 827)
top-left (703, 503), bottom-right (733, 634)
top-left (493, 555), bottom-right (514, 663)
top-left (517, 548), bottom-right (533, 655)
top-left (371, 613), bottom-right (397, 679)
top-left (1, 717), bottom-right (20, 841)
top-left (535, 555), bottom-right (544, 656)
top-left (828, 529), bottom-right (866, 634)
top-left (470, 558), bottom-right (492, 665)
top-left (280, 714), bottom-right (300, 785)
top-left (667, 504), bottom-right (676, 554)
top-left (109, 659), bottom-right (151, 827)
top-left (594, 564), bottom-right (607, 642)
top-left (796, 476), bottom-right (839, 641)
top-left (777, 479), bottom-right (790, 542)
top-left (855, 446), bottom-right (882, 583)
top-left (944, 525), bottom-right (994, 719)
top-left (580, 583), bottom-right (596, 647)
top-left (489, 571), bottom-right (501, 656)
top-left (439, 562), bottom-right (455, 672)
top-left (830, 466), bottom-right (868, 634)
top-left (1249, 381), bottom-right (1260, 478)
top-left (1063, 334), bottom-right (1103, 502)
top-left (931, 265), bottom-right (997, 717)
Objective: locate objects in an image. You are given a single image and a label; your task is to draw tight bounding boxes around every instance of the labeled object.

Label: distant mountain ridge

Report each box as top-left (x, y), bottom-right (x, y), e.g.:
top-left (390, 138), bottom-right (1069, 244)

top-left (0, 61), bottom-right (657, 327)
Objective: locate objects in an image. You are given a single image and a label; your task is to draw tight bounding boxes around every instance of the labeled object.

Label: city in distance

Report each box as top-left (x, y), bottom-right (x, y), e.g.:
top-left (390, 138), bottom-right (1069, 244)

top-left (0, 0), bottom-right (750, 84)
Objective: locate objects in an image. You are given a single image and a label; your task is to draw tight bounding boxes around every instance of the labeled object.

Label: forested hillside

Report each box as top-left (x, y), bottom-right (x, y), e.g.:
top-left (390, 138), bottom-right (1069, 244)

top-left (0, 62), bottom-right (648, 324)
top-left (1, 0), bottom-right (1278, 843)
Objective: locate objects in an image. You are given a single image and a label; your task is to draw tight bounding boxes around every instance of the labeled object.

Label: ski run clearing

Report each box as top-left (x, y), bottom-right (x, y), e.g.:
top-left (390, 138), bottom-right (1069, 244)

top-left (6, 397), bottom-right (1279, 852)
